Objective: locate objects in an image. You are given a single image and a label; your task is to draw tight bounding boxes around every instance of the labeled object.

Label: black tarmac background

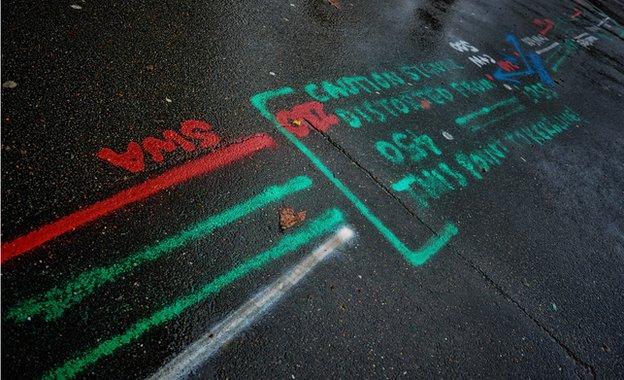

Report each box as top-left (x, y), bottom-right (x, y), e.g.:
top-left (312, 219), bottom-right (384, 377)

top-left (2, 0), bottom-right (623, 378)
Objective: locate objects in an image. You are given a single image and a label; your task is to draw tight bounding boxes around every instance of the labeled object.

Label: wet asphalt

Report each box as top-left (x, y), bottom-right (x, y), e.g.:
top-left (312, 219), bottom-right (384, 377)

top-left (2, 0), bottom-right (624, 378)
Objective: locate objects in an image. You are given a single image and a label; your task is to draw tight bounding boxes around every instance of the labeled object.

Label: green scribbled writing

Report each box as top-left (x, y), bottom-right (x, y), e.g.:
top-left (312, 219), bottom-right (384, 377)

top-left (522, 82), bottom-right (558, 104)
top-left (392, 108), bottom-right (580, 208)
top-left (375, 132), bottom-right (442, 165)
top-left (334, 79), bottom-right (498, 129)
top-left (303, 59), bottom-right (464, 104)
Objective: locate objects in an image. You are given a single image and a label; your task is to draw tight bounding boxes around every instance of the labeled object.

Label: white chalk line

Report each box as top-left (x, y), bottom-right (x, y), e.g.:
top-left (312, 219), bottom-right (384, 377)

top-left (149, 226), bottom-right (354, 380)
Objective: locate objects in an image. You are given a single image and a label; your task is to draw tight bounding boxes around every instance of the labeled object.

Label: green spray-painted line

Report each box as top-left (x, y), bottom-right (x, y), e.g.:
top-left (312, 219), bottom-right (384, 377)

top-left (43, 208), bottom-right (345, 380)
top-left (469, 105), bottom-right (526, 132)
top-left (414, 223), bottom-right (459, 260)
top-left (543, 44), bottom-right (563, 64)
top-left (251, 88), bottom-right (458, 266)
top-left (455, 97), bottom-right (518, 126)
top-left (6, 176), bottom-right (313, 323)
top-left (551, 40), bottom-right (578, 72)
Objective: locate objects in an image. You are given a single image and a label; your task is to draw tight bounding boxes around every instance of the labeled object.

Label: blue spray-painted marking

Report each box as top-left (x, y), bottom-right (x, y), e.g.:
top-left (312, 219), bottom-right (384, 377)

top-left (493, 34), bottom-right (554, 86)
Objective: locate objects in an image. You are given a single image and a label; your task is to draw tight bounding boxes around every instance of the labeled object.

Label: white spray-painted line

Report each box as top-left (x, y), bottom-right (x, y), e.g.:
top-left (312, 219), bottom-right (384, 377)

top-left (535, 42), bottom-right (560, 55)
top-left (574, 32), bottom-right (589, 40)
top-left (591, 17), bottom-right (610, 30)
top-left (149, 226), bottom-right (355, 380)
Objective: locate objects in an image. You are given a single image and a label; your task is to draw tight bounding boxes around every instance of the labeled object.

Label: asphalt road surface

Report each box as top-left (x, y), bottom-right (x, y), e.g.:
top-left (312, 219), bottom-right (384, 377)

top-left (2, 0), bottom-right (624, 378)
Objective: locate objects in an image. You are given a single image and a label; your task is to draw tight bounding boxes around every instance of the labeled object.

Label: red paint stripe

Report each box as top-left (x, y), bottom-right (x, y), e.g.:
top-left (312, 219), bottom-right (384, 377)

top-left (1, 133), bottom-right (276, 264)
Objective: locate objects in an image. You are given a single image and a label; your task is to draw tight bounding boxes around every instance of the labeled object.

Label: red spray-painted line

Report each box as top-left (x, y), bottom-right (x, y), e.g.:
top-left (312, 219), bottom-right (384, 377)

top-left (1, 133), bottom-right (276, 264)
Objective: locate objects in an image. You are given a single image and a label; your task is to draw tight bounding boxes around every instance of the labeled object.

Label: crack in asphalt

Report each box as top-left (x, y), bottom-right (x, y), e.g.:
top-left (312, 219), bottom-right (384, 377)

top-left (304, 118), bottom-right (598, 378)
top-left (303, 117), bottom-right (437, 235)
top-left (452, 248), bottom-right (598, 379)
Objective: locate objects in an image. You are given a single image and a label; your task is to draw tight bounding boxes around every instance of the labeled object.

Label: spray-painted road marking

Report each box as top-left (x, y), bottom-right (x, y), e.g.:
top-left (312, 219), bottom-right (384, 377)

top-left (551, 39), bottom-right (578, 72)
top-left (412, 223), bottom-right (458, 259)
top-left (6, 176), bottom-right (313, 323)
top-left (469, 104), bottom-right (527, 132)
top-left (1, 133), bottom-right (276, 264)
top-left (251, 89), bottom-right (458, 266)
top-left (535, 42), bottom-right (560, 55)
top-left (543, 43), bottom-right (563, 63)
top-left (573, 32), bottom-right (589, 40)
top-left (492, 34), bottom-right (554, 86)
top-left (150, 226), bottom-right (354, 380)
top-left (43, 208), bottom-right (345, 380)
top-left (454, 96), bottom-right (519, 127)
